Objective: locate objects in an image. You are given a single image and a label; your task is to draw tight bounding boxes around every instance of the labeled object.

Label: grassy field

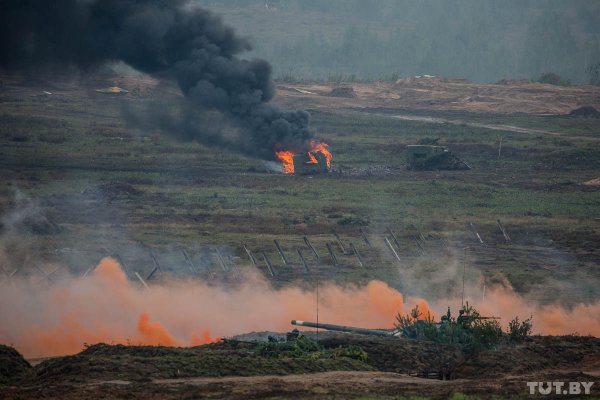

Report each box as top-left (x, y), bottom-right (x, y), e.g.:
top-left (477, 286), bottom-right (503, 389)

top-left (0, 75), bottom-right (599, 304)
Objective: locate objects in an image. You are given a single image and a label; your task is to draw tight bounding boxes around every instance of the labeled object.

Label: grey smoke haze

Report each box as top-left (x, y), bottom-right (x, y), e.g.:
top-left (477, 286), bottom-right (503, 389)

top-left (0, 0), bottom-right (313, 159)
top-left (197, 0), bottom-right (600, 84)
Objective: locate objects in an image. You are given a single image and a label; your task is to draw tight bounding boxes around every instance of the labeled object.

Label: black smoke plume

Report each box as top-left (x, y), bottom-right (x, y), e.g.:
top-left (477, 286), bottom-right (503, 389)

top-left (0, 0), bottom-right (313, 159)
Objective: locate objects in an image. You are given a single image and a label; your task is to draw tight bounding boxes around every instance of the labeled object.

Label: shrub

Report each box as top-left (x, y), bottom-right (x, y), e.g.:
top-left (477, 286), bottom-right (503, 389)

top-left (537, 72), bottom-right (570, 86)
top-left (587, 62), bottom-right (600, 86)
top-left (331, 345), bottom-right (368, 362)
top-left (507, 316), bottom-right (533, 343)
top-left (470, 318), bottom-right (504, 348)
top-left (395, 303), bottom-right (504, 352)
top-left (337, 214), bottom-right (369, 226)
top-left (255, 336), bottom-right (367, 362)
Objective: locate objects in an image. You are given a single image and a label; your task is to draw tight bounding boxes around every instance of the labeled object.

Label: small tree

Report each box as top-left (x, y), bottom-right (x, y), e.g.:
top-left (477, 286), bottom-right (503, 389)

top-left (394, 305), bottom-right (436, 340)
top-left (394, 305), bottom-right (422, 330)
top-left (470, 318), bottom-right (503, 348)
top-left (507, 316), bottom-right (533, 343)
top-left (587, 62), bottom-right (600, 86)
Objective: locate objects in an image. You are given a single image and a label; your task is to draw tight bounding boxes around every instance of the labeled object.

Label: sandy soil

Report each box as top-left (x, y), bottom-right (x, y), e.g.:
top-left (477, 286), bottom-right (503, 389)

top-left (275, 77), bottom-right (600, 115)
top-left (4, 73), bottom-right (597, 116)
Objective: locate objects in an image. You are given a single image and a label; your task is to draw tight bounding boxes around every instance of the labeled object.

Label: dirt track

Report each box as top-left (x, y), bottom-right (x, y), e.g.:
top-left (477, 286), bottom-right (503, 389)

top-left (6, 369), bottom-right (598, 399)
top-left (151, 371), bottom-right (456, 397)
top-left (148, 368), bottom-right (598, 398)
top-left (275, 77), bottom-right (600, 115)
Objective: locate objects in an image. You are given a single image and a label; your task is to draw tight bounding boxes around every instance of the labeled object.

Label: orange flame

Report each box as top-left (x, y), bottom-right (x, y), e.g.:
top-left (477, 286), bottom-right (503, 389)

top-left (275, 150), bottom-right (295, 174)
top-left (275, 140), bottom-right (332, 174)
top-left (308, 140), bottom-right (332, 168)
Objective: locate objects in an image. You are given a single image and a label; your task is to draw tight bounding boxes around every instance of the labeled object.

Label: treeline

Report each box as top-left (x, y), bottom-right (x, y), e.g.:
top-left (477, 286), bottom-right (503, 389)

top-left (197, 0), bottom-right (600, 83)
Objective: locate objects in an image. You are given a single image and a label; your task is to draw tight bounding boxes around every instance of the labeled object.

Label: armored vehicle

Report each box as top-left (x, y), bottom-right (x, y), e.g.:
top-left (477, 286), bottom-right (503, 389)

top-left (406, 145), bottom-right (470, 171)
top-left (293, 152), bottom-right (330, 175)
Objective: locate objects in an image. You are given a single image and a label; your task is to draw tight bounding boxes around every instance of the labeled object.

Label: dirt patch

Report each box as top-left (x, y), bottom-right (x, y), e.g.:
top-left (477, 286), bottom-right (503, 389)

top-left (275, 79), bottom-right (600, 115)
top-left (326, 86), bottom-right (356, 98)
top-left (582, 177), bottom-right (600, 186)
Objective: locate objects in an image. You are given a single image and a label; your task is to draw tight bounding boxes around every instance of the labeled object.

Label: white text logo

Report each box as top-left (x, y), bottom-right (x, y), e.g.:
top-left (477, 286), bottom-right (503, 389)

top-left (526, 382), bottom-right (594, 395)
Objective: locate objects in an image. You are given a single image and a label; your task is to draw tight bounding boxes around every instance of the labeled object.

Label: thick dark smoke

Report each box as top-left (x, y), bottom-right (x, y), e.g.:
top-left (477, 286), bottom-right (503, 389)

top-left (0, 0), bottom-right (313, 159)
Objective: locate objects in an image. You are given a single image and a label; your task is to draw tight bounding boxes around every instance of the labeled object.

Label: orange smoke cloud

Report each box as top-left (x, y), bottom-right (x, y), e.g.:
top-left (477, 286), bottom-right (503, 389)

top-left (137, 312), bottom-right (177, 346)
top-left (32, 315), bottom-right (114, 356)
top-left (0, 258), bottom-right (422, 358)
top-left (94, 257), bottom-right (128, 286)
top-left (0, 257), bottom-right (598, 359)
top-left (191, 330), bottom-right (220, 346)
top-left (467, 285), bottom-right (600, 336)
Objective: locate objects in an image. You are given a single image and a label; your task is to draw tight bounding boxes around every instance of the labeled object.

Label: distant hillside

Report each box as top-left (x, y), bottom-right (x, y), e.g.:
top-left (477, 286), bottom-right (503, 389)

top-left (195, 0), bottom-right (600, 83)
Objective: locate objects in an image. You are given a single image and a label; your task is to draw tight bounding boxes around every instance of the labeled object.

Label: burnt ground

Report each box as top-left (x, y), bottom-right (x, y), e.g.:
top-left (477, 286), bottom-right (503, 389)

top-left (1, 335), bottom-right (599, 399)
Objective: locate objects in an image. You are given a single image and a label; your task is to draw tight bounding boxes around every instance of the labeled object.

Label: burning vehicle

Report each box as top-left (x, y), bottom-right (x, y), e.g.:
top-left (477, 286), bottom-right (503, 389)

top-left (276, 140), bottom-right (332, 175)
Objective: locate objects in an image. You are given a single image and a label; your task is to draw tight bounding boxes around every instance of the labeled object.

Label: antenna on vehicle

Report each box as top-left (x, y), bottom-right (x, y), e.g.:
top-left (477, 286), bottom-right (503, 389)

top-left (461, 246), bottom-right (469, 308)
top-left (482, 283), bottom-right (486, 302)
top-left (316, 273), bottom-right (319, 342)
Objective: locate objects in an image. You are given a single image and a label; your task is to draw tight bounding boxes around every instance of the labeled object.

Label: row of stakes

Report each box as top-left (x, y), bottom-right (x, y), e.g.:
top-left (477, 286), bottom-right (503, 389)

top-left (0, 220), bottom-right (511, 287)
top-left (244, 220), bottom-right (511, 277)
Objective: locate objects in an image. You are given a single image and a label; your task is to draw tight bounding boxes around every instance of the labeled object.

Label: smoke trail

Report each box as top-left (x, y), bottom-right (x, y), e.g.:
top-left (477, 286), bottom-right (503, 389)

top-left (0, 0), bottom-right (313, 159)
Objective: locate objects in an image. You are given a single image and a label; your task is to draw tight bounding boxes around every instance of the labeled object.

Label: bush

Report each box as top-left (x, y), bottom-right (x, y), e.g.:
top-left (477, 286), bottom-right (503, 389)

top-left (587, 62), bottom-right (600, 85)
top-left (337, 214), bottom-right (369, 226)
top-left (331, 345), bottom-right (368, 362)
top-left (255, 336), bottom-right (367, 362)
top-left (395, 303), bottom-right (504, 352)
top-left (537, 72), bottom-right (570, 86)
top-left (470, 318), bottom-right (504, 348)
top-left (507, 316), bottom-right (533, 343)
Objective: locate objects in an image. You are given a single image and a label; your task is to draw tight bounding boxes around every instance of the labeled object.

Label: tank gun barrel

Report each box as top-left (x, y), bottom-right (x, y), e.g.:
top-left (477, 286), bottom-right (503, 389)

top-left (291, 320), bottom-right (396, 337)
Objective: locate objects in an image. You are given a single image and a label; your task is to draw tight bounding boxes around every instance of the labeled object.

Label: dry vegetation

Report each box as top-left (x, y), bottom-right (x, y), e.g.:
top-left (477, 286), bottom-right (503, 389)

top-left (1, 334), bottom-right (599, 398)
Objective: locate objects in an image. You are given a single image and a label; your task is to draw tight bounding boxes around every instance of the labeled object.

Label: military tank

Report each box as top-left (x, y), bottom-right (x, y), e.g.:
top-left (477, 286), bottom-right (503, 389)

top-left (406, 145), bottom-right (470, 171)
top-left (291, 305), bottom-right (498, 340)
top-left (290, 320), bottom-right (398, 336)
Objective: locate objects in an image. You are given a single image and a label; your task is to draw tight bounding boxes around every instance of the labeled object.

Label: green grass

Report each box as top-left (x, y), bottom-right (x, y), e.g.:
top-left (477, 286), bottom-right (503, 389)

top-left (0, 80), bottom-right (599, 302)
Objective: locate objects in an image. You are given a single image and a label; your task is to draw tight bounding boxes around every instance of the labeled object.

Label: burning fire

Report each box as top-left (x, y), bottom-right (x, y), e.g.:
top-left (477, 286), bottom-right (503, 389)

top-left (275, 140), bottom-right (332, 174)
top-left (275, 150), bottom-right (295, 174)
